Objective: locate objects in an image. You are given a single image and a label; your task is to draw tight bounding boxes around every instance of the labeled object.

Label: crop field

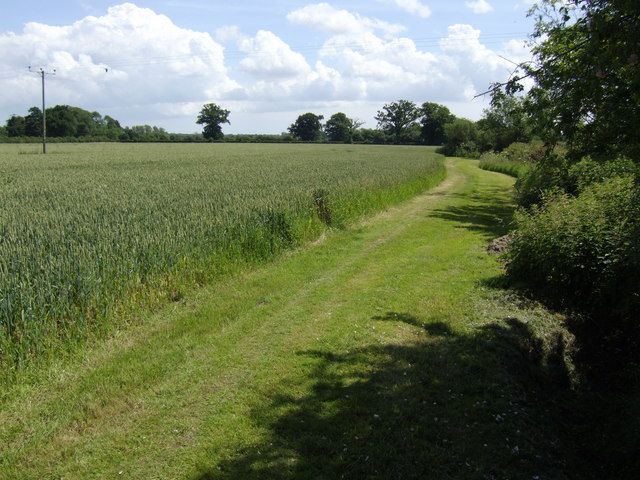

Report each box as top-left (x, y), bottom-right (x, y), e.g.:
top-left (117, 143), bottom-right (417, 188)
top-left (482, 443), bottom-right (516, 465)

top-left (0, 142), bottom-right (444, 379)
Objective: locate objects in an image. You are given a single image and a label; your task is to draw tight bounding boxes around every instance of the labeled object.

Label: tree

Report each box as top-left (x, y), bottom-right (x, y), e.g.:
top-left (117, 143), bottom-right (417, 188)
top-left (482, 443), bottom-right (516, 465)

top-left (375, 100), bottom-right (420, 143)
top-left (441, 118), bottom-right (479, 156)
top-left (197, 103), bottom-right (230, 140)
top-left (502, 0), bottom-right (640, 160)
top-left (325, 112), bottom-right (364, 143)
top-left (5, 115), bottom-right (26, 137)
top-left (24, 107), bottom-right (43, 137)
top-left (477, 91), bottom-right (533, 151)
top-left (288, 113), bottom-right (324, 141)
top-left (46, 105), bottom-right (97, 137)
top-left (420, 102), bottom-right (455, 145)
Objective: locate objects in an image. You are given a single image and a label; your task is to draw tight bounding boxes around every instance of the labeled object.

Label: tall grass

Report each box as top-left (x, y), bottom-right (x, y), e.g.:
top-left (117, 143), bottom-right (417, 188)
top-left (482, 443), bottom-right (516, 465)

top-left (0, 143), bottom-right (444, 378)
top-left (478, 152), bottom-right (530, 178)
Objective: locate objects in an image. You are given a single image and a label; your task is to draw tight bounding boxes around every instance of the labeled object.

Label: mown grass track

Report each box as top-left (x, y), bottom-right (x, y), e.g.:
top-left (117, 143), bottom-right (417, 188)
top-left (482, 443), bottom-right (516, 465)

top-left (0, 158), bottom-right (588, 479)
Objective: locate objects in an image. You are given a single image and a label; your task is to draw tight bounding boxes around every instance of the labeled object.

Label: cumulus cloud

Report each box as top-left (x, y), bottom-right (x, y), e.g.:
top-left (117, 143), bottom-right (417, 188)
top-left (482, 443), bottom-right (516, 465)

top-left (377, 0), bottom-right (432, 18)
top-left (237, 30), bottom-right (312, 79)
top-left (287, 3), bottom-right (405, 37)
top-left (466, 0), bottom-right (494, 14)
top-left (0, 3), bottom-right (238, 124)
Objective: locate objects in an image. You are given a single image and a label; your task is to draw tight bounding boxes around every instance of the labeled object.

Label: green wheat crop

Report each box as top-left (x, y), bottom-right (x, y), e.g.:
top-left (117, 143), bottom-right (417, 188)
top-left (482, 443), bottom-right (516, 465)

top-left (0, 143), bottom-right (444, 378)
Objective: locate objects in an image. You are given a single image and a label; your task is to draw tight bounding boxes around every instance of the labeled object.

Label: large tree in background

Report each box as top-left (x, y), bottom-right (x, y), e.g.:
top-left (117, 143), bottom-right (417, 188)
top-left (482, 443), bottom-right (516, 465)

top-left (24, 107), bottom-right (43, 137)
top-left (477, 91), bottom-right (533, 151)
top-left (197, 103), bottom-right (230, 140)
top-left (375, 100), bottom-right (420, 143)
top-left (288, 112), bottom-right (324, 141)
top-left (504, 0), bottom-right (640, 160)
top-left (325, 112), bottom-right (363, 143)
top-left (419, 102), bottom-right (455, 145)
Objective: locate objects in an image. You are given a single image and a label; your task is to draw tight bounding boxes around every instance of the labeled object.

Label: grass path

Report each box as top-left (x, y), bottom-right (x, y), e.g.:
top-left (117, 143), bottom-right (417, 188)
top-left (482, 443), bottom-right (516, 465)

top-left (0, 158), bottom-right (577, 479)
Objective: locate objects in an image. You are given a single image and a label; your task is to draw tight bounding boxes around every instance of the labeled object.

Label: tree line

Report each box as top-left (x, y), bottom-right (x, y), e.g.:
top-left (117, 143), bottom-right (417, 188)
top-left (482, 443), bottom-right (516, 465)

top-left (0, 105), bottom-right (199, 142)
top-left (2, 97), bottom-right (528, 149)
top-left (193, 97), bottom-right (529, 151)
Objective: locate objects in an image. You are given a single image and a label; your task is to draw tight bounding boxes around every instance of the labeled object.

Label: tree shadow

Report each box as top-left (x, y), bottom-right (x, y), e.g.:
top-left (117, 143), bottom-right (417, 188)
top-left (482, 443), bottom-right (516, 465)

top-left (189, 311), bottom-right (623, 480)
top-left (427, 187), bottom-right (515, 239)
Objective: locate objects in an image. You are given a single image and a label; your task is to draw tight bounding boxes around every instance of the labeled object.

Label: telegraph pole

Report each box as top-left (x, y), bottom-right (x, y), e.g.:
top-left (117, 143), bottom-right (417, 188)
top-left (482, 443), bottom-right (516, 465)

top-left (29, 67), bottom-right (55, 154)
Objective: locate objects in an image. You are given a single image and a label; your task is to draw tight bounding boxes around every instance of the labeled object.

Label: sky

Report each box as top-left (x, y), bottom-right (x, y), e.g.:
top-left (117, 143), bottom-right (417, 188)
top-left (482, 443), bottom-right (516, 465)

top-left (0, 1), bottom-right (537, 134)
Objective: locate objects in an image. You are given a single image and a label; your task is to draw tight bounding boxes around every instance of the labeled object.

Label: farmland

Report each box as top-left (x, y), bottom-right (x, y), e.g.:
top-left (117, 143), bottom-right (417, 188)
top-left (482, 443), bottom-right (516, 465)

top-left (0, 143), bottom-right (444, 380)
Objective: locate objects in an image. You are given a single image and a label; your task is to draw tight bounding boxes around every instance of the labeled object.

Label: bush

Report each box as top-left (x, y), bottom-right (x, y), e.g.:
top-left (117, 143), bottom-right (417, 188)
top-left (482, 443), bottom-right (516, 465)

top-left (501, 142), bottom-right (548, 164)
top-left (514, 151), bottom-right (571, 207)
top-left (567, 156), bottom-right (638, 193)
top-left (507, 175), bottom-right (639, 323)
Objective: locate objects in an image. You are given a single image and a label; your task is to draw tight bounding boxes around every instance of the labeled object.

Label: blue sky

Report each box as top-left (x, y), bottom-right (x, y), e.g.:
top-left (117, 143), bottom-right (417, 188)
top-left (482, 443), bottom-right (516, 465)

top-left (1, 1), bottom-right (536, 133)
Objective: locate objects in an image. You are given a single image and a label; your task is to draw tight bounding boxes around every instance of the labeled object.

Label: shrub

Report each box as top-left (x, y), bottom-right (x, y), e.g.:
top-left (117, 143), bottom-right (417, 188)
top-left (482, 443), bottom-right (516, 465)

top-left (507, 175), bottom-right (639, 324)
top-left (501, 141), bottom-right (548, 164)
top-left (514, 151), bottom-right (571, 207)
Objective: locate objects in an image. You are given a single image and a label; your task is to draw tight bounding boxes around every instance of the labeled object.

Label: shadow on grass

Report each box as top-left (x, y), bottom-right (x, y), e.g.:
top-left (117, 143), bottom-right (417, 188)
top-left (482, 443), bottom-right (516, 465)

top-left (428, 186), bottom-right (515, 239)
top-left (190, 312), bottom-right (615, 480)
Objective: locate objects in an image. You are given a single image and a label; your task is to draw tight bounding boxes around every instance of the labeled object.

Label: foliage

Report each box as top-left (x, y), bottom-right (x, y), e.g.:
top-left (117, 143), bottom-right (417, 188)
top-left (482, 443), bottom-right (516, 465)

top-left (353, 127), bottom-right (389, 144)
top-left (0, 143), bottom-right (444, 377)
top-left (324, 112), bottom-right (363, 143)
top-left (567, 156), bottom-right (638, 192)
top-left (375, 99), bottom-right (420, 143)
top-left (479, 142), bottom-right (550, 178)
top-left (439, 118), bottom-right (480, 157)
top-left (478, 152), bottom-right (529, 178)
top-left (121, 124), bottom-right (169, 142)
top-left (514, 151), bottom-right (571, 207)
top-left (196, 103), bottom-right (230, 140)
top-left (24, 107), bottom-right (43, 137)
top-left (501, 141), bottom-right (549, 164)
top-left (288, 112), bottom-right (325, 141)
top-left (508, 174), bottom-right (640, 337)
top-left (5, 115), bottom-right (26, 137)
top-left (477, 91), bottom-right (534, 152)
top-left (4, 105), bottom-right (125, 139)
top-left (420, 102), bottom-right (456, 145)
top-left (505, 0), bottom-right (640, 160)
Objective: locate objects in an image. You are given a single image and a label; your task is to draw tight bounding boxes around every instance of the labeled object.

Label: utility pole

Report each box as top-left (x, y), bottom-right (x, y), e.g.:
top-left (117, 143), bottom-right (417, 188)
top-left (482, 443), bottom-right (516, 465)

top-left (29, 67), bottom-right (55, 154)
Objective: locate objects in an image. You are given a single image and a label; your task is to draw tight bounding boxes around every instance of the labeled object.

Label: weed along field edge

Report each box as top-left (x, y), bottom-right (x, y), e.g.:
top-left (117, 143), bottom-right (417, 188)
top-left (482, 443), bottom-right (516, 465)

top-left (0, 151), bottom-right (594, 479)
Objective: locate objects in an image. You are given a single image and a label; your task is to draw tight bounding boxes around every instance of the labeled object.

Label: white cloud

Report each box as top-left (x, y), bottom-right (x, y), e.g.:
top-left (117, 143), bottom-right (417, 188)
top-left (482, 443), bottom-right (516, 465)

top-left (466, 0), bottom-right (494, 14)
top-left (287, 3), bottom-right (405, 37)
top-left (237, 30), bottom-right (312, 79)
top-left (0, 3), bottom-right (238, 124)
top-left (378, 0), bottom-right (432, 18)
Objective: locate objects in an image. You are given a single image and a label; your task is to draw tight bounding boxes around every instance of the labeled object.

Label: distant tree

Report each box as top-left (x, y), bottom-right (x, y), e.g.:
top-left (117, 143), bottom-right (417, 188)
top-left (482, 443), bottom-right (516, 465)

top-left (325, 112), bottom-right (364, 143)
top-left (25, 107), bottom-right (43, 137)
top-left (476, 91), bottom-right (533, 152)
top-left (46, 105), bottom-right (97, 137)
top-left (420, 102), bottom-right (455, 145)
top-left (353, 128), bottom-right (389, 144)
top-left (441, 118), bottom-right (480, 156)
top-left (101, 115), bottom-right (123, 140)
top-left (6, 115), bottom-right (26, 137)
top-left (197, 103), bottom-right (230, 140)
top-left (375, 100), bottom-right (420, 143)
top-left (288, 112), bottom-right (324, 141)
